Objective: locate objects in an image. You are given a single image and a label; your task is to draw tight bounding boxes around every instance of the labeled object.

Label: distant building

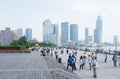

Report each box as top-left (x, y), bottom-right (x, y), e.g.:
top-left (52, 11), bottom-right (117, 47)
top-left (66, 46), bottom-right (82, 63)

top-left (94, 15), bottom-right (102, 44)
top-left (61, 22), bottom-right (69, 45)
top-left (88, 36), bottom-right (92, 42)
top-left (28, 38), bottom-right (38, 43)
top-left (15, 28), bottom-right (23, 40)
top-left (85, 28), bottom-right (89, 43)
top-left (70, 24), bottom-right (78, 43)
top-left (0, 27), bottom-right (16, 46)
top-left (25, 28), bottom-right (32, 40)
top-left (42, 19), bottom-right (58, 45)
top-left (113, 35), bottom-right (118, 46)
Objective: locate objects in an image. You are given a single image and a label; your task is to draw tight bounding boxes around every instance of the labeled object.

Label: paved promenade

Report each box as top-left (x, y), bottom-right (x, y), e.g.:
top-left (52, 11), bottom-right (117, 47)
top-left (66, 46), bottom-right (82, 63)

top-left (0, 51), bottom-right (79, 79)
top-left (1, 49), bottom-right (120, 79)
top-left (58, 50), bottom-right (120, 79)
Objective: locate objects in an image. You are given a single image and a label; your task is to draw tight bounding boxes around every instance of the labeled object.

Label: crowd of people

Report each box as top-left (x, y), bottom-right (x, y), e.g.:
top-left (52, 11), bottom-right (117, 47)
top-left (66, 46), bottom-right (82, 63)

top-left (39, 47), bottom-right (120, 78)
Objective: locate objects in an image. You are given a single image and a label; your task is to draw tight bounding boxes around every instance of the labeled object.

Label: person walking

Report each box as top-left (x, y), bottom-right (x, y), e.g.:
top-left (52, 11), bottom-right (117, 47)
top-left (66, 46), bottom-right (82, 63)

top-left (55, 50), bottom-right (58, 60)
top-left (104, 52), bottom-right (108, 63)
top-left (112, 54), bottom-right (117, 67)
top-left (118, 56), bottom-right (120, 67)
top-left (79, 56), bottom-right (84, 70)
top-left (83, 52), bottom-right (87, 68)
top-left (72, 54), bottom-right (77, 70)
top-left (91, 57), bottom-right (98, 78)
top-left (88, 54), bottom-right (92, 70)
top-left (67, 54), bottom-right (74, 71)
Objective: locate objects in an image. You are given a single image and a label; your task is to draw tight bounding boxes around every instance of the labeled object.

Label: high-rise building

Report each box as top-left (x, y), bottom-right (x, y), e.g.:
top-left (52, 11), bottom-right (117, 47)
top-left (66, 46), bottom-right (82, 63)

top-left (88, 36), bottom-right (92, 42)
top-left (61, 22), bottom-right (69, 45)
top-left (94, 15), bottom-right (102, 44)
top-left (15, 28), bottom-right (23, 40)
top-left (25, 28), bottom-right (32, 40)
top-left (85, 28), bottom-right (89, 43)
top-left (70, 24), bottom-right (78, 43)
top-left (43, 19), bottom-right (53, 42)
top-left (0, 27), bottom-right (16, 46)
top-left (113, 35), bottom-right (118, 46)
top-left (42, 19), bottom-right (58, 45)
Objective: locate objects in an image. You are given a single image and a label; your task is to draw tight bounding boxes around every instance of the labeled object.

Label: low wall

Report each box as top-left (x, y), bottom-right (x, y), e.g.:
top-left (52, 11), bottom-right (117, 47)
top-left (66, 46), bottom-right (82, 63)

top-left (0, 49), bottom-right (31, 53)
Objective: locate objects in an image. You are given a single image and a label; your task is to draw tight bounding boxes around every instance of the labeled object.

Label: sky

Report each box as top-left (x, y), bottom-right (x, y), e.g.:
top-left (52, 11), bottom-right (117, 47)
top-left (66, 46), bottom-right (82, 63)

top-left (0, 0), bottom-right (120, 42)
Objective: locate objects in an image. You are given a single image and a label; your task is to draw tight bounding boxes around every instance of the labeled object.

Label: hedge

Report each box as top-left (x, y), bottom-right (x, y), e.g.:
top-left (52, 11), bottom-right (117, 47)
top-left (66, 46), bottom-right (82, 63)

top-left (0, 46), bottom-right (25, 50)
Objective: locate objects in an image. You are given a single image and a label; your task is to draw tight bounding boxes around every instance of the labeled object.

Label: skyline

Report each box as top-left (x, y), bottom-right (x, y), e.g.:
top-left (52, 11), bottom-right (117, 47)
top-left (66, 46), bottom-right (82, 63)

top-left (0, 0), bottom-right (120, 42)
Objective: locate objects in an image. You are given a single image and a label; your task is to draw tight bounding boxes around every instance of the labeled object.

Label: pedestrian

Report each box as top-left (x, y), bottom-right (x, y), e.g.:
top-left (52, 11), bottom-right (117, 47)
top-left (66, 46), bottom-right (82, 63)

top-left (55, 50), bottom-right (58, 60)
top-left (66, 49), bottom-right (69, 54)
top-left (91, 57), bottom-right (98, 78)
top-left (75, 50), bottom-right (78, 56)
top-left (104, 52), bottom-right (108, 63)
top-left (118, 56), bottom-right (120, 67)
top-left (72, 54), bottom-right (77, 70)
top-left (79, 56), bottom-right (84, 70)
top-left (112, 54), bottom-right (117, 67)
top-left (88, 54), bottom-right (92, 70)
top-left (67, 54), bottom-right (74, 71)
top-left (83, 52), bottom-right (87, 68)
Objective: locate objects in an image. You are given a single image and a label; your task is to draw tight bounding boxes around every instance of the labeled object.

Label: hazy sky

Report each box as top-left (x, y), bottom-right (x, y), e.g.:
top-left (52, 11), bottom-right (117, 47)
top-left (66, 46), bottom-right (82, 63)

top-left (0, 0), bottom-right (120, 42)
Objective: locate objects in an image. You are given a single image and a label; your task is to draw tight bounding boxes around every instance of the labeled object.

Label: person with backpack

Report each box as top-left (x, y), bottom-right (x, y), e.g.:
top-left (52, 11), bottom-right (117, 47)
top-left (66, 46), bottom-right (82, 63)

top-left (67, 54), bottom-right (74, 71)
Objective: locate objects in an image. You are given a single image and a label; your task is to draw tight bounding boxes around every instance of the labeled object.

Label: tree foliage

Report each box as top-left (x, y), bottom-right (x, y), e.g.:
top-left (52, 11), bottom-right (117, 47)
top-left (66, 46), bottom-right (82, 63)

top-left (10, 36), bottom-right (38, 48)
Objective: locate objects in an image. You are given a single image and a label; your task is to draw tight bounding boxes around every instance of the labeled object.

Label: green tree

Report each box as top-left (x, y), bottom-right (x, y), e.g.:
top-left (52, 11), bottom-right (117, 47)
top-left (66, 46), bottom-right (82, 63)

top-left (10, 36), bottom-right (28, 48)
top-left (10, 36), bottom-right (39, 48)
top-left (10, 40), bottom-right (19, 46)
top-left (18, 36), bottom-right (28, 47)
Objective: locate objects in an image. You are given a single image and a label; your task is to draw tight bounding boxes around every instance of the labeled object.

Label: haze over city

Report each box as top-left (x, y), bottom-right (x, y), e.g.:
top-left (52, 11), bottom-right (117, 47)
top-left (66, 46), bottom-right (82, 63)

top-left (0, 0), bottom-right (120, 42)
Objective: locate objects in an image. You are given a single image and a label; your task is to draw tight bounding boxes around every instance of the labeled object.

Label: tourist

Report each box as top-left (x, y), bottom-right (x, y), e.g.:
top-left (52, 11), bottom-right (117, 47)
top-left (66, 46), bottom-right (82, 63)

top-left (118, 56), bottom-right (120, 67)
top-left (67, 54), bottom-right (74, 71)
top-left (104, 52), bottom-right (108, 63)
top-left (40, 50), bottom-right (45, 56)
top-left (91, 57), bottom-right (98, 78)
top-left (55, 50), bottom-right (58, 60)
top-left (66, 49), bottom-right (69, 54)
top-left (79, 56), bottom-right (84, 70)
top-left (72, 54), bottom-right (77, 70)
top-left (88, 54), bottom-right (92, 70)
top-left (83, 52), bottom-right (87, 68)
top-left (75, 50), bottom-right (78, 56)
top-left (112, 54), bottom-right (117, 67)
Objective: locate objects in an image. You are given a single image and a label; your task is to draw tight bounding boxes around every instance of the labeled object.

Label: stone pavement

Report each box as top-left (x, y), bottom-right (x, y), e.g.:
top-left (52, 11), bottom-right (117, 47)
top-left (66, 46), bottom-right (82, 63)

top-left (0, 51), bottom-right (80, 79)
top-left (58, 50), bottom-right (120, 79)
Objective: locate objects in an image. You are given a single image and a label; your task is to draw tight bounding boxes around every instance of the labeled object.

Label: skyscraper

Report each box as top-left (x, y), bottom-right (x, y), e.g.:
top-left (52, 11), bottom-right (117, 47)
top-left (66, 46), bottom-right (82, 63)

top-left (70, 24), bottom-right (78, 43)
top-left (113, 35), bottom-right (118, 46)
top-left (25, 28), bottom-right (32, 40)
top-left (42, 19), bottom-right (58, 44)
top-left (61, 22), bottom-right (69, 45)
top-left (15, 28), bottom-right (23, 40)
top-left (94, 15), bottom-right (102, 44)
top-left (85, 28), bottom-right (89, 43)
